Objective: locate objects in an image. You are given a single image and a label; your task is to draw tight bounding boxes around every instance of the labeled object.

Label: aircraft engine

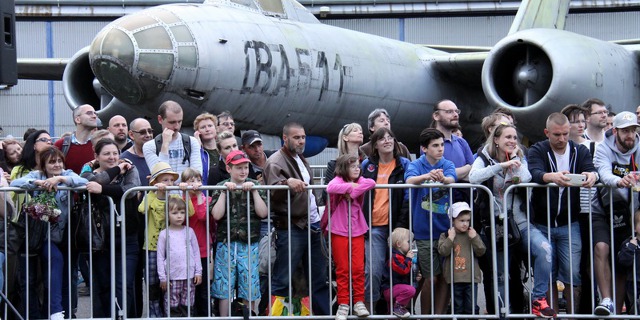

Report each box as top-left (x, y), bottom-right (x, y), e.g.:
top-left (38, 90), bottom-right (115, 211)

top-left (482, 29), bottom-right (640, 139)
top-left (62, 46), bottom-right (101, 110)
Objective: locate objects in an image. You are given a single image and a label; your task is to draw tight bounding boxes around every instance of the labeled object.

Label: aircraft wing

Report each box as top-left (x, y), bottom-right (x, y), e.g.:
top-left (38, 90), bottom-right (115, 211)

top-left (17, 58), bottom-right (68, 80)
top-left (421, 45), bottom-right (491, 53)
top-left (431, 52), bottom-right (489, 88)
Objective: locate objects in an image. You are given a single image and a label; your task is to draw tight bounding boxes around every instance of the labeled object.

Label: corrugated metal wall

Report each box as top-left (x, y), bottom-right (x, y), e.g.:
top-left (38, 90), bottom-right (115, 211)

top-left (1, 10), bottom-right (639, 139)
top-left (0, 21), bottom-right (106, 138)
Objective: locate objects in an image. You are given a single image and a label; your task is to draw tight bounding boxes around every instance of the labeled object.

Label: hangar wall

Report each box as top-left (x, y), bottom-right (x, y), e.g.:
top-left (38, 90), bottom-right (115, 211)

top-left (0, 10), bottom-right (639, 138)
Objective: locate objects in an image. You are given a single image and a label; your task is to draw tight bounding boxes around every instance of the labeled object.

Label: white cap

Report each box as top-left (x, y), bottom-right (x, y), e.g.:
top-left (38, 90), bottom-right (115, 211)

top-left (448, 202), bottom-right (471, 219)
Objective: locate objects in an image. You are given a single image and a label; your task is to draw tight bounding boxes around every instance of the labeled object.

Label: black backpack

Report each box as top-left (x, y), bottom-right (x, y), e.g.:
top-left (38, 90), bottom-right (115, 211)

top-left (154, 133), bottom-right (192, 165)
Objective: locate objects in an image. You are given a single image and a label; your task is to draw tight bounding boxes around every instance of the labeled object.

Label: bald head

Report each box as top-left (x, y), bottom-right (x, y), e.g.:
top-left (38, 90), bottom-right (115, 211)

top-left (108, 115), bottom-right (128, 145)
top-left (128, 118), bottom-right (153, 148)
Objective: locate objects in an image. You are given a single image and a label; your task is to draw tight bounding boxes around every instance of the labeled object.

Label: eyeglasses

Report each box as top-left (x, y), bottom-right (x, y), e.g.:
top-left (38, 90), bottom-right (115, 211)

top-left (436, 109), bottom-right (461, 115)
top-left (590, 110), bottom-right (608, 116)
top-left (36, 138), bottom-right (52, 144)
top-left (570, 120), bottom-right (587, 124)
top-left (132, 129), bottom-right (154, 135)
top-left (221, 122), bottom-right (235, 127)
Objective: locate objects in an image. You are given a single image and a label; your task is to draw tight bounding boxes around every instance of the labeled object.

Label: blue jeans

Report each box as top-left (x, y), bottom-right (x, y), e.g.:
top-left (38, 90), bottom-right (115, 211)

top-left (364, 226), bottom-right (389, 303)
top-left (272, 222), bottom-right (330, 315)
top-left (520, 225), bottom-right (553, 299)
top-left (41, 243), bottom-right (70, 316)
top-left (453, 282), bottom-right (478, 315)
top-left (536, 222), bottom-right (582, 286)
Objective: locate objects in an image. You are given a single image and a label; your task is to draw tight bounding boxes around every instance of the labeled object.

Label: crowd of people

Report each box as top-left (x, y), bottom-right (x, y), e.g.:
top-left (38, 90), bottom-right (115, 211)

top-left (0, 99), bottom-right (639, 320)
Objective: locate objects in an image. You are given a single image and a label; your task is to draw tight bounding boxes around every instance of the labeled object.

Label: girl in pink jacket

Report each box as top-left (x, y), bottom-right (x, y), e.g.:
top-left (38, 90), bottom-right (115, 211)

top-left (326, 154), bottom-right (376, 320)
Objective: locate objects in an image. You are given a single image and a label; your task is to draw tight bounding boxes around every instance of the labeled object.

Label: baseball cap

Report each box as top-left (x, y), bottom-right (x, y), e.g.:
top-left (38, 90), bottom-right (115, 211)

top-left (241, 130), bottom-right (262, 146)
top-left (613, 111), bottom-right (639, 129)
top-left (226, 150), bottom-right (251, 165)
top-left (448, 202), bottom-right (471, 219)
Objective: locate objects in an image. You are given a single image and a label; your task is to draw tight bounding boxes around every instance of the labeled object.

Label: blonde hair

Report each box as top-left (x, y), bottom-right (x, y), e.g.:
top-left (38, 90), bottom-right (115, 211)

top-left (390, 228), bottom-right (413, 247)
top-left (181, 167), bottom-right (202, 183)
top-left (337, 123), bottom-right (362, 156)
top-left (193, 112), bottom-right (218, 129)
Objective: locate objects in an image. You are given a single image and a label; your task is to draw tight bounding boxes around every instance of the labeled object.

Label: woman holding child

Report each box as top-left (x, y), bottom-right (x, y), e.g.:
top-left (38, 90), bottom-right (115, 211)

top-left (468, 123), bottom-right (556, 318)
top-left (81, 138), bottom-right (140, 317)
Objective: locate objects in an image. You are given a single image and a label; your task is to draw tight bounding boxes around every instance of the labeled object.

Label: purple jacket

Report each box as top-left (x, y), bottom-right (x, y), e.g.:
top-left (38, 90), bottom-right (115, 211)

top-left (326, 176), bottom-right (375, 237)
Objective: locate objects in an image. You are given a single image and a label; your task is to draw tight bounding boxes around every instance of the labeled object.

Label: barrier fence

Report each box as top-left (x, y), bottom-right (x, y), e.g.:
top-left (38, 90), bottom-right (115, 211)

top-left (0, 183), bottom-right (638, 319)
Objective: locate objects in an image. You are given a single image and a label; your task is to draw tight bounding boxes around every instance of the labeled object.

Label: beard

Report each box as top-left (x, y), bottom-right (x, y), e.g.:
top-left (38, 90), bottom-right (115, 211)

top-left (441, 120), bottom-right (459, 131)
top-left (616, 133), bottom-right (636, 153)
top-left (287, 142), bottom-right (305, 155)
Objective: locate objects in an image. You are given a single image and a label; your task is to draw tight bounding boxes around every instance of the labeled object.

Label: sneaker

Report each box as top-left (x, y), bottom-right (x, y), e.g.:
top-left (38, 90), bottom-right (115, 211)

top-left (531, 297), bottom-right (556, 318)
top-left (336, 304), bottom-right (350, 320)
top-left (594, 297), bottom-right (614, 316)
top-left (353, 301), bottom-right (370, 317)
top-left (392, 303), bottom-right (410, 319)
top-left (51, 311), bottom-right (65, 320)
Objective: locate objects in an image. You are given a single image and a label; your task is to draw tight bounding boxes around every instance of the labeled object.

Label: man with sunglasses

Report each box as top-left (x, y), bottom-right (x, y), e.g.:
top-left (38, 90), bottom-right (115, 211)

top-left (121, 118), bottom-right (153, 186)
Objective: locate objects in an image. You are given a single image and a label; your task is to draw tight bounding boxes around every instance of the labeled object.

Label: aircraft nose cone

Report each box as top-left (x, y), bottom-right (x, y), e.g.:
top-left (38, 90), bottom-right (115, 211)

top-left (89, 8), bottom-right (183, 105)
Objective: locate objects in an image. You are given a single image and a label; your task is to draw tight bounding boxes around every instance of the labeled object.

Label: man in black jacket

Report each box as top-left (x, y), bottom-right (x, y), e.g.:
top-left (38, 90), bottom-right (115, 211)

top-left (528, 112), bottom-right (598, 315)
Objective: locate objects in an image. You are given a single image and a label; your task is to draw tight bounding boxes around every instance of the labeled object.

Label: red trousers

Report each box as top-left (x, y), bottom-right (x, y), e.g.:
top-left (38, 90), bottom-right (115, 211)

top-left (331, 234), bottom-right (365, 305)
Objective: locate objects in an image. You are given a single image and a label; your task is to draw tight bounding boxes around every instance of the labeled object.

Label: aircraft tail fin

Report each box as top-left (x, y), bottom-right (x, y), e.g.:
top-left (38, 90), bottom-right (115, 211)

top-left (508, 0), bottom-right (570, 34)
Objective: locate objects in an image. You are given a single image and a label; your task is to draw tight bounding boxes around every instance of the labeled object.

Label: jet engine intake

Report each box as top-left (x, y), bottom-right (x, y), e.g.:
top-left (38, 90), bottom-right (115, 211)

top-left (62, 46), bottom-right (101, 110)
top-left (482, 29), bottom-right (640, 140)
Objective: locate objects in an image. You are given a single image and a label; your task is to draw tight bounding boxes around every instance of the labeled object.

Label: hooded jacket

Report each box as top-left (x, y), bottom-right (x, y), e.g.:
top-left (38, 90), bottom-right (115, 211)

top-left (528, 140), bottom-right (596, 226)
top-left (592, 129), bottom-right (640, 215)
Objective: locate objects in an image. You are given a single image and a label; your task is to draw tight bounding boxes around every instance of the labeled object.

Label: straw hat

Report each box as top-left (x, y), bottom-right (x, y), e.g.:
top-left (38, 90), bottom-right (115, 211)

top-left (149, 162), bottom-right (179, 185)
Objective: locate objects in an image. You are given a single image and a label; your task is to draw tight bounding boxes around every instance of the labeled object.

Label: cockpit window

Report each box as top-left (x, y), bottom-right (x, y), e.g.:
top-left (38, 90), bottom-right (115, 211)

top-left (257, 0), bottom-right (284, 14)
top-left (134, 27), bottom-right (172, 50)
top-left (230, 0), bottom-right (259, 10)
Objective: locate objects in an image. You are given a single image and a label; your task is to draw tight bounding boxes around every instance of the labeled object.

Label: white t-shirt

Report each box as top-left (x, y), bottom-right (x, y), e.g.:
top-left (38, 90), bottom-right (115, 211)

top-left (293, 154), bottom-right (320, 224)
top-left (553, 149), bottom-right (571, 215)
top-left (143, 134), bottom-right (203, 182)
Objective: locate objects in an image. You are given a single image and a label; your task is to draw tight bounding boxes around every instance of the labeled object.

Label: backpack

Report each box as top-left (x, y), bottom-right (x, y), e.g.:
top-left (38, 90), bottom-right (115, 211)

top-left (61, 135), bottom-right (72, 157)
top-left (154, 133), bottom-right (192, 165)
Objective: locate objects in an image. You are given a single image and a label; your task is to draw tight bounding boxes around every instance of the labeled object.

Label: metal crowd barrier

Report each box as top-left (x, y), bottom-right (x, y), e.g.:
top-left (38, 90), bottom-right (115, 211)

top-left (0, 187), bottom-right (117, 320)
top-left (1, 183), bottom-right (640, 319)
top-left (503, 183), bottom-right (639, 320)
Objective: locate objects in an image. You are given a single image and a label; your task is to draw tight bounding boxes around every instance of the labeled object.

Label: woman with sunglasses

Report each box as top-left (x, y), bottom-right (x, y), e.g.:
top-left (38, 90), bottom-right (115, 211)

top-left (81, 138), bottom-right (140, 317)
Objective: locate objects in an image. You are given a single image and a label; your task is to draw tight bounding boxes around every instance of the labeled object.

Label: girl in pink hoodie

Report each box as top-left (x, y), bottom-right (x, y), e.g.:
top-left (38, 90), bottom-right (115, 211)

top-left (326, 154), bottom-right (376, 320)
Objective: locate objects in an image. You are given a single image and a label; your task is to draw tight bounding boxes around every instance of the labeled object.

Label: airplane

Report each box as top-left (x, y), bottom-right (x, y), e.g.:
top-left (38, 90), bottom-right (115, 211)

top-left (15, 0), bottom-right (640, 156)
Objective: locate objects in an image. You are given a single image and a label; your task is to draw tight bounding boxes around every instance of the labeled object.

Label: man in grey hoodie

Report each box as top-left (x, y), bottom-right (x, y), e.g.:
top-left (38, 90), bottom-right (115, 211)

top-left (592, 111), bottom-right (640, 315)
